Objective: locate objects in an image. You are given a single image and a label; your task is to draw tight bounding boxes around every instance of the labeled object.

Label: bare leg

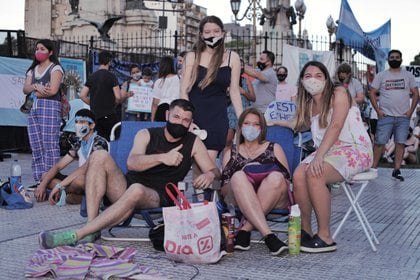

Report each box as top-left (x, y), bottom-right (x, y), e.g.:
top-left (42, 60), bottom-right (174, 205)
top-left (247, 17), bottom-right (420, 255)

top-left (84, 151), bottom-right (127, 222)
top-left (76, 183), bottom-right (160, 240)
top-left (306, 163), bottom-right (343, 244)
top-left (231, 171), bottom-right (287, 236)
top-left (372, 144), bottom-right (385, 168)
top-left (293, 164), bottom-right (313, 235)
top-left (393, 143), bottom-right (405, 170)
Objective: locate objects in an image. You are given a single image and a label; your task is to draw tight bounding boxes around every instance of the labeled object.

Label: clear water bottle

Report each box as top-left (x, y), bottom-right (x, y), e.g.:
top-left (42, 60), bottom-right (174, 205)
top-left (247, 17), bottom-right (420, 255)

top-left (10, 159), bottom-right (22, 193)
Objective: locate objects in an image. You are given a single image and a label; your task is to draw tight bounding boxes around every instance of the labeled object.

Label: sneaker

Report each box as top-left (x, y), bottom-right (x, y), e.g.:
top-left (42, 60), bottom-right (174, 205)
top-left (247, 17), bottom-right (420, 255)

top-left (264, 233), bottom-right (288, 256)
top-left (392, 169), bottom-right (404, 181)
top-left (26, 184), bottom-right (38, 192)
top-left (234, 230), bottom-right (251, 251)
top-left (300, 234), bottom-right (336, 253)
top-left (39, 230), bottom-right (78, 249)
top-left (79, 231), bottom-right (101, 244)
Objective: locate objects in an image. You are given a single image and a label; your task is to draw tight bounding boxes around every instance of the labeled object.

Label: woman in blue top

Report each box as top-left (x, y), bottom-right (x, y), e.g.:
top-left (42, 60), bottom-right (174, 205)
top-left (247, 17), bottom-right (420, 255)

top-left (180, 15), bottom-right (243, 163)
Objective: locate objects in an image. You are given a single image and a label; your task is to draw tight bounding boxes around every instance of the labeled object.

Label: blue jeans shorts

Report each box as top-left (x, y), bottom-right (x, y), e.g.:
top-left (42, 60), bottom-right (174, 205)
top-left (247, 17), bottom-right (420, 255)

top-left (375, 115), bottom-right (410, 145)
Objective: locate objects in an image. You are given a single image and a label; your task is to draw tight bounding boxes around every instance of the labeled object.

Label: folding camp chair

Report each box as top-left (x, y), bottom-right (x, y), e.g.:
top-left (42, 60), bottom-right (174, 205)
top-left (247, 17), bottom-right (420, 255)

top-left (332, 169), bottom-right (380, 251)
top-left (219, 126), bottom-right (301, 234)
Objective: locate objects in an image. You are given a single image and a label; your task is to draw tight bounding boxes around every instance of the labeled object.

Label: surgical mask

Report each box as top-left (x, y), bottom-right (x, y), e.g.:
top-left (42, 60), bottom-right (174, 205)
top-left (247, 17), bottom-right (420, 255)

top-left (75, 123), bottom-right (90, 139)
top-left (241, 125), bottom-right (260, 142)
top-left (302, 78), bottom-right (326, 96)
top-left (166, 121), bottom-right (189, 138)
top-left (203, 36), bottom-right (223, 49)
top-left (131, 73), bottom-right (142, 81)
top-left (388, 60), bottom-right (402, 69)
top-left (35, 51), bottom-right (49, 62)
top-left (257, 62), bottom-right (266, 71)
top-left (277, 74), bottom-right (287, 82)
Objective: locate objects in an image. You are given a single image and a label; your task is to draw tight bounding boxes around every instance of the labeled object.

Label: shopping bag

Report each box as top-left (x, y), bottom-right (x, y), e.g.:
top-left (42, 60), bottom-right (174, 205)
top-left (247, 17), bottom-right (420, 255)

top-left (162, 183), bottom-right (225, 264)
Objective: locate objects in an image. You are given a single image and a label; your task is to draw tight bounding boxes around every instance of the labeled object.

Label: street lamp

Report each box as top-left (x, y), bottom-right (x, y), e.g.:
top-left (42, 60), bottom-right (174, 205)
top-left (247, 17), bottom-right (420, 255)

top-left (326, 15), bottom-right (337, 51)
top-left (230, 0), bottom-right (284, 66)
top-left (294, 0), bottom-right (306, 40)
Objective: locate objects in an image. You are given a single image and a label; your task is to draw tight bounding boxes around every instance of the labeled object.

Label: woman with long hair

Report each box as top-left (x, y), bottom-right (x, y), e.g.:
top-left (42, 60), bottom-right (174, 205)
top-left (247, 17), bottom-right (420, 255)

top-left (271, 61), bottom-right (372, 253)
top-left (22, 39), bottom-right (64, 201)
top-left (151, 56), bottom-right (180, 121)
top-left (180, 15), bottom-right (243, 163)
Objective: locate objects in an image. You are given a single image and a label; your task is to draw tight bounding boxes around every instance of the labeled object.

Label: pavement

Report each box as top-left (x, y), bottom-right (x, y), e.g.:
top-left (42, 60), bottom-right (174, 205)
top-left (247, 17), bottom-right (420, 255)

top-left (0, 152), bottom-right (419, 280)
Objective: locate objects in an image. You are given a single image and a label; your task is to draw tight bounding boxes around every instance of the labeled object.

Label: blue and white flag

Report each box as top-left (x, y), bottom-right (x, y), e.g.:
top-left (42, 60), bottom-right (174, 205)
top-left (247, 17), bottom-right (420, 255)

top-left (336, 0), bottom-right (391, 71)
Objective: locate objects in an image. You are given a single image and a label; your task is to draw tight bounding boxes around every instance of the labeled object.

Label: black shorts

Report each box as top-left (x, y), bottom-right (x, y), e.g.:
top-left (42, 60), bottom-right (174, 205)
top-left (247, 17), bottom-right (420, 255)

top-left (125, 173), bottom-right (174, 207)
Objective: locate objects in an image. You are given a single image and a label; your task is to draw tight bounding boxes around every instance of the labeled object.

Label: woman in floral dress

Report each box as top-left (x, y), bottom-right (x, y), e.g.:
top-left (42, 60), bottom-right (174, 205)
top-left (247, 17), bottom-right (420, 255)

top-left (271, 61), bottom-right (372, 253)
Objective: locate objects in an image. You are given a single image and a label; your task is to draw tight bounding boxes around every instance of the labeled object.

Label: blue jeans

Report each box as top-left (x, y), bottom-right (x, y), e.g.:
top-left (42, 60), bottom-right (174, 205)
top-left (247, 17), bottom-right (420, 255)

top-left (375, 115), bottom-right (410, 144)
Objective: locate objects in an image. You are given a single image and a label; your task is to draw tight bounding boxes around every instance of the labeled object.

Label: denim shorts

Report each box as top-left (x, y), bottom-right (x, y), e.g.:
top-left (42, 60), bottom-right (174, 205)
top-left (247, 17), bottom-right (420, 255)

top-left (375, 115), bottom-right (410, 144)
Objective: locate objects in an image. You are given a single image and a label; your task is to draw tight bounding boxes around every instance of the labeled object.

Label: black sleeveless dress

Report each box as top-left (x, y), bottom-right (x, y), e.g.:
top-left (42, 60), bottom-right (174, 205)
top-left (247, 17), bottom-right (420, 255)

top-left (189, 54), bottom-right (232, 151)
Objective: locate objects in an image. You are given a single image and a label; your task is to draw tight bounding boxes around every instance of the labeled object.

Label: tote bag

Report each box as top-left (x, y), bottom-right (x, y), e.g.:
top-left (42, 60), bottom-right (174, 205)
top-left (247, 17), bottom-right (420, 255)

top-left (162, 183), bottom-right (225, 264)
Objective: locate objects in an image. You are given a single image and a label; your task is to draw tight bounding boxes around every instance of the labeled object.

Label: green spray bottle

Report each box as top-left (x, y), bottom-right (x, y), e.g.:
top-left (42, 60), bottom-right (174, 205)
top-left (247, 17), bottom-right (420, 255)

top-left (288, 204), bottom-right (301, 255)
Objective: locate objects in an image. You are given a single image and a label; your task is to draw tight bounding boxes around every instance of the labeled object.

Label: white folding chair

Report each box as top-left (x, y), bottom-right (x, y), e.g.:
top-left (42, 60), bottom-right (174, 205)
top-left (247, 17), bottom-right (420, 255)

top-left (332, 168), bottom-right (380, 251)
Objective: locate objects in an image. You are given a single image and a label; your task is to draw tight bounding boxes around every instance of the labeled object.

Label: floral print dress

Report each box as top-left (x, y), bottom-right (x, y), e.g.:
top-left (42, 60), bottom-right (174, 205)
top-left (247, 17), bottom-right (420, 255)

top-left (302, 106), bottom-right (373, 180)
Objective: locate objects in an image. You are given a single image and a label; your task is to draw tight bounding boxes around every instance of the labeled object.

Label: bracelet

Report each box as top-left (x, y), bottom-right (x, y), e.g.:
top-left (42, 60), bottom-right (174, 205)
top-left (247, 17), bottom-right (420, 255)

top-left (55, 183), bottom-right (65, 191)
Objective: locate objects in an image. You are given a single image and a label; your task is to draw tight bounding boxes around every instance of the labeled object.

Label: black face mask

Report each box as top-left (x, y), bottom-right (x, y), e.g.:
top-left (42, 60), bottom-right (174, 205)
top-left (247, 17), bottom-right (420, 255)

top-left (277, 74), bottom-right (287, 82)
top-left (388, 60), bottom-right (402, 69)
top-left (166, 121), bottom-right (189, 138)
top-left (257, 62), bottom-right (266, 71)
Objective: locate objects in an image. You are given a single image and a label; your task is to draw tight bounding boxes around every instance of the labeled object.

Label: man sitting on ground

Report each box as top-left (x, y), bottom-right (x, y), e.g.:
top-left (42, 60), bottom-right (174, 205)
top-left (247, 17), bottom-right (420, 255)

top-left (39, 99), bottom-right (220, 248)
top-left (34, 109), bottom-right (108, 203)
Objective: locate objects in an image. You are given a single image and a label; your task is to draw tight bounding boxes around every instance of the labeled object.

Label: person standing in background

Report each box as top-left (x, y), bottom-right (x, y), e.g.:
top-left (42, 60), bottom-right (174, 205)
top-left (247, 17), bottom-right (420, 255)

top-left (244, 50), bottom-right (277, 113)
top-left (335, 63), bottom-right (365, 105)
top-left (369, 49), bottom-right (419, 181)
top-left (138, 67), bottom-right (154, 121)
top-left (22, 39), bottom-right (64, 188)
top-left (120, 64), bottom-right (141, 121)
top-left (275, 66), bottom-right (297, 102)
top-left (80, 51), bottom-right (123, 141)
top-left (151, 56), bottom-right (180, 121)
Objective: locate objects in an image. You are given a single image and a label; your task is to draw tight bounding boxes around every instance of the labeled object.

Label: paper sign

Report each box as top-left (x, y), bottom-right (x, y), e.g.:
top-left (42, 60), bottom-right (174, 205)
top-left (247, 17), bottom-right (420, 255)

top-left (264, 100), bottom-right (297, 122)
top-left (127, 83), bottom-right (153, 113)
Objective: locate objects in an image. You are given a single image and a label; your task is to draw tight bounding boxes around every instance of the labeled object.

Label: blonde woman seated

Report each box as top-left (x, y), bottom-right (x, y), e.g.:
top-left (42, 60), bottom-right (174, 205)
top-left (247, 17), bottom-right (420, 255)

top-left (221, 107), bottom-right (290, 256)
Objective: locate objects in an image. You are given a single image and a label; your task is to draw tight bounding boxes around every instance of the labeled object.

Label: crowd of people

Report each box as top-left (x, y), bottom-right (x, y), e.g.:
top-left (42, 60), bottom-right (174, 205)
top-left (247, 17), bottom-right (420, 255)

top-left (21, 15), bottom-right (418, 257)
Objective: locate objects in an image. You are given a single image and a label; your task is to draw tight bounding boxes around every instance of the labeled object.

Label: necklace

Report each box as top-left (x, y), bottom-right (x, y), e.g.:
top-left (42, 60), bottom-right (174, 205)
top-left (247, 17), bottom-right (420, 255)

top-left (241, 143), bottom-right (259, 159)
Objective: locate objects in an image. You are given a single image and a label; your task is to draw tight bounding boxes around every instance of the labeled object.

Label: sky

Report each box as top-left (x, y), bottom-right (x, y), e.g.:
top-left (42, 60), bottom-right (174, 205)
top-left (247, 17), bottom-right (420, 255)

top-left (0, 0), bottom-right (418, 62)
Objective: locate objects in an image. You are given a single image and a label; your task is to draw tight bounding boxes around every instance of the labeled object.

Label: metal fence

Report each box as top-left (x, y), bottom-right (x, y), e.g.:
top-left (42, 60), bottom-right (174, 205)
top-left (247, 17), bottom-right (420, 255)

top-left (0, 29), bottom-right (374, 82)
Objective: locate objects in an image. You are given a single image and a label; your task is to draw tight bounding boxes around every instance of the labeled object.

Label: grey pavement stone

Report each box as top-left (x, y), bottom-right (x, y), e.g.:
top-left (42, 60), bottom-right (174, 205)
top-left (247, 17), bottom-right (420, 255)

top-left (0, 153), bottom-right (419, 279)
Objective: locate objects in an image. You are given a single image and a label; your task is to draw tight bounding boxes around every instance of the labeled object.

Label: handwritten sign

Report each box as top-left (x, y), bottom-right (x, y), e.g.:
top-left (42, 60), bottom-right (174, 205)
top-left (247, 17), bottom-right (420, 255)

top-left (264, 100), bottom-right (297, 122)
top-left (127, 83), bottom-right (153, 113)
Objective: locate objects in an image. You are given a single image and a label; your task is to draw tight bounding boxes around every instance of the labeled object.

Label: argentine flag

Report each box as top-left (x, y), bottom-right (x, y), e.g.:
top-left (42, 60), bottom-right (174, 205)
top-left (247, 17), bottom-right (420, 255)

top-left (336, 0), bottom-right (391, 71)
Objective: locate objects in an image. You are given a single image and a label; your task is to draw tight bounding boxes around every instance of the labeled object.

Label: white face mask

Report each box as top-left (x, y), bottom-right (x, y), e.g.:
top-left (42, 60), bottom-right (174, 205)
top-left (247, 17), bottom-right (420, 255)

top-left (302, 78), bottom-right (326, 96)
top-left (75, 123), bottom-right (90, 139)
top-left (132, 73), bottom-right (141, 81)
top-left (241, 126), bottom-right (260, 142)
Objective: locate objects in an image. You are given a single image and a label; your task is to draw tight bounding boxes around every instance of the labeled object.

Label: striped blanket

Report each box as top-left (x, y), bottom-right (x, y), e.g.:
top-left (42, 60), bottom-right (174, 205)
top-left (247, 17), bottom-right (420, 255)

top-left (25, 243), bottom-right (166, 279)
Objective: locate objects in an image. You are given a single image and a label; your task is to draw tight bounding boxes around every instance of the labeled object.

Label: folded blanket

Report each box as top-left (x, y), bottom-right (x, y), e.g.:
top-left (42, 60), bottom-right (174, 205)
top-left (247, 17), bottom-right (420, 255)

top-left (25, 243), bottom-right (166, 279)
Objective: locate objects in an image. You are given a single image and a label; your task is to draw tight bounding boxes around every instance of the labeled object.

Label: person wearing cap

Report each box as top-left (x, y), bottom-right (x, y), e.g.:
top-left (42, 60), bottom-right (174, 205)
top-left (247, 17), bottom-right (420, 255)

top-left (34, 109), bottom-right (109, 203)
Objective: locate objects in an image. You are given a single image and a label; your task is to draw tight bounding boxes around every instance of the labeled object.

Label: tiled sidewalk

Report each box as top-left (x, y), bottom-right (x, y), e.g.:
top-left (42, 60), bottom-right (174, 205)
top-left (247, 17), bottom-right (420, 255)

top-left (0, 153), bottom-right (419, 279)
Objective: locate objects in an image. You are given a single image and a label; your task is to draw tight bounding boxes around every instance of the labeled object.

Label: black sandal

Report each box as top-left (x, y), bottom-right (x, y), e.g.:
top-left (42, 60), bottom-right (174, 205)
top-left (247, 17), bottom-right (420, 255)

top-left (301, 234), bottom-right (337, 253)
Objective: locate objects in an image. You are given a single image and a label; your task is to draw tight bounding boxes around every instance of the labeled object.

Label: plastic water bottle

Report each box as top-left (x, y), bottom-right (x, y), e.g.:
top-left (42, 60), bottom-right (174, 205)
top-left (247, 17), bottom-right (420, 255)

top-left (288, 204), bottom-right (301, 255)
top-left (10, 159), bottom-right (22, 193)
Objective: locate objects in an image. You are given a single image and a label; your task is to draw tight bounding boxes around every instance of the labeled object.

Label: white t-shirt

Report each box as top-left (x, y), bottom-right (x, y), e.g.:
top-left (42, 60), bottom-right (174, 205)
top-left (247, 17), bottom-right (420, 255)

top-left (371, 68), bottom-right (417, 116)
top-left (152, 75), bottom-right (180, 105)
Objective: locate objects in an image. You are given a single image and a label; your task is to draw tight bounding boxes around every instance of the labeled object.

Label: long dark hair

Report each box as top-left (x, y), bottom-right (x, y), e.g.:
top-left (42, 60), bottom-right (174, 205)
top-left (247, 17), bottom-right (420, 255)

top-left (26, 39), bottom-right (61, 74)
